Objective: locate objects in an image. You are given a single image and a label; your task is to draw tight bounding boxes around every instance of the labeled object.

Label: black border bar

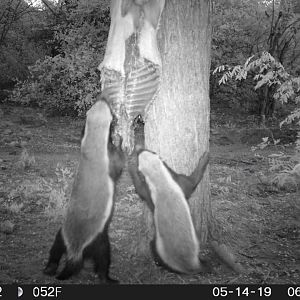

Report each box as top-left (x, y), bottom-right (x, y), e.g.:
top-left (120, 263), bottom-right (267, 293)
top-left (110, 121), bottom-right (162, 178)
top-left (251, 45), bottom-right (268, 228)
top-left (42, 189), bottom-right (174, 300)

top-left (0, 284), bottom-right (299, 300)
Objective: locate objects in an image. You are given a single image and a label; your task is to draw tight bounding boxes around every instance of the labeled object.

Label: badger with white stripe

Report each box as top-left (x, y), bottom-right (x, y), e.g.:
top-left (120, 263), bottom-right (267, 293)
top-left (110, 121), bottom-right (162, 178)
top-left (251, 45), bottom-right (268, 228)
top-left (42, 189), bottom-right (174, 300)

top-left (130, 148), bottom-right (209, 274)
top-left (43, 95), bottom-right (125, 283)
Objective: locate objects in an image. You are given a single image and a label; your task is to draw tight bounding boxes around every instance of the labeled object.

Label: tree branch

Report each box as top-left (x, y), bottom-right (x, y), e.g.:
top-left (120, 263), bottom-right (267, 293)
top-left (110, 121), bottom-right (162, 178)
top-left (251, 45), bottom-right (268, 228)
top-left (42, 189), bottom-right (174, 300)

top-left (40, 0), bottom-right (58, 17)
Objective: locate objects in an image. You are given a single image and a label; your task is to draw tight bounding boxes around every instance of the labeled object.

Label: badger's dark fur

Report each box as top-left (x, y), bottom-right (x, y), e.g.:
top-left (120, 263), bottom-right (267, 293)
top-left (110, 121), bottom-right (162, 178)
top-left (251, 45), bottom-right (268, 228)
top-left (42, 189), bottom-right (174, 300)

top-left (130, 148), bottom-right (209, 274)
top-left (43, 95), bottom-right (125, 283)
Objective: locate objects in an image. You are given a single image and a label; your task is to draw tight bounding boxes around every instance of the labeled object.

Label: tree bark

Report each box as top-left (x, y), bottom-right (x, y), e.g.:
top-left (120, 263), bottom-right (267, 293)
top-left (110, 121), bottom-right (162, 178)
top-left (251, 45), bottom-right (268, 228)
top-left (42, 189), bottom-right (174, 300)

top-left (137, 0), bottom-right (212, 255)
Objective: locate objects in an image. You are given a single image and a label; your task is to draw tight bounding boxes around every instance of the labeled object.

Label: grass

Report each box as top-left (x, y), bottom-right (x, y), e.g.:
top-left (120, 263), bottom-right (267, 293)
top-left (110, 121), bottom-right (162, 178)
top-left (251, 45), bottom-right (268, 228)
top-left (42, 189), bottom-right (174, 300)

top-left (15, 148), bottom-right (36, 170)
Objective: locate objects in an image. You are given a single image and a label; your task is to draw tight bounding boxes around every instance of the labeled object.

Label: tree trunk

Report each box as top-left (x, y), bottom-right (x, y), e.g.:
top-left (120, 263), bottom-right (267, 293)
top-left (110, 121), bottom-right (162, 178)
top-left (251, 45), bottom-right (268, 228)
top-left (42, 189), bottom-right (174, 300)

top-left (137, 0), bottom-right (212, 255)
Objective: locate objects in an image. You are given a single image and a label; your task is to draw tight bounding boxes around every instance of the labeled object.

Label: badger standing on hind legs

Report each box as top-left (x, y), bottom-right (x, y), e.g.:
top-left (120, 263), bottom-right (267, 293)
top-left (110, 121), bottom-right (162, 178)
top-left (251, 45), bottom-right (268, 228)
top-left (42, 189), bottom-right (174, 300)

top-left (43, 94), bottom-right (125, 284)
top-left (129, 148), bottom-right (209, 274)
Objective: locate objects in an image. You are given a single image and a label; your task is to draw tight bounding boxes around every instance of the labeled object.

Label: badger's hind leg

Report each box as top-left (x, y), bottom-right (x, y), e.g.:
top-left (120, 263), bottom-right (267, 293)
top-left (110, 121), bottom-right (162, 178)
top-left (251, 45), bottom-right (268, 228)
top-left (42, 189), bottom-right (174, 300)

top-left (43, 228), bottom-right (66, 276)
top-left (85, 229), bottom-right (119, 284)
top-left (55, 230), bottom-right (83, 280)
top-left (56, 256), bottom-right (84, 280)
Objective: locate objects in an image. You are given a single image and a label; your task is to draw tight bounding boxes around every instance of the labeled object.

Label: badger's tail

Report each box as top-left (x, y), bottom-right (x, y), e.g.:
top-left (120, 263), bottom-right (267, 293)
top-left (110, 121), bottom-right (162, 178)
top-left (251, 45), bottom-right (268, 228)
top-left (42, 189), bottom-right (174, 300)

top-left (56, 257), bottom-right (83, 280)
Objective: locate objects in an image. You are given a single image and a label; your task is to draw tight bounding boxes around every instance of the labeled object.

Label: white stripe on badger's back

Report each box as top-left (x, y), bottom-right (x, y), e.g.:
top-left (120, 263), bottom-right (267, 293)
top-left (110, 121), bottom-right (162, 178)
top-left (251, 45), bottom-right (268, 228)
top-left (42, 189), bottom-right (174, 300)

top-left (62, 101), bottom-right (114, 261)
top-left (138, 151), bottom-right (200, 274)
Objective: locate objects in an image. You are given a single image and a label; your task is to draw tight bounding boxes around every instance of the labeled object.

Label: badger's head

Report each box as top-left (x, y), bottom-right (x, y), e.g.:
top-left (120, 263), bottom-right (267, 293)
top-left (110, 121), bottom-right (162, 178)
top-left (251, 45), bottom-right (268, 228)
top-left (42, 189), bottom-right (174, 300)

top-left (86, 100), bottom-right (112, 129)
top-left (138, 150), bottom-right (164, 179)
top-left (81, 98), bottom-right (113, 152)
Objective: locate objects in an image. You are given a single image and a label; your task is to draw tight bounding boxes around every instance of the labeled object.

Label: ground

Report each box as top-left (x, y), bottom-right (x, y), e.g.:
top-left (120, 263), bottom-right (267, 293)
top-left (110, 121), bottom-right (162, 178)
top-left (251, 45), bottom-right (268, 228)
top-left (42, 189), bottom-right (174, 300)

top-left (0, 104), bottom-right (299, 284)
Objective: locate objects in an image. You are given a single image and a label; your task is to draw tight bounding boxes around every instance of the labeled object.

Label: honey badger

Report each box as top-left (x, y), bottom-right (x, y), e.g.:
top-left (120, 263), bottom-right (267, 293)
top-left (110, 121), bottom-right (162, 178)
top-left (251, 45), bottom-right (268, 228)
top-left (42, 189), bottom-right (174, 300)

top-left (130, 148), bottom-right (209, 274)
top-left (43, 95), bottom-right (125, 283)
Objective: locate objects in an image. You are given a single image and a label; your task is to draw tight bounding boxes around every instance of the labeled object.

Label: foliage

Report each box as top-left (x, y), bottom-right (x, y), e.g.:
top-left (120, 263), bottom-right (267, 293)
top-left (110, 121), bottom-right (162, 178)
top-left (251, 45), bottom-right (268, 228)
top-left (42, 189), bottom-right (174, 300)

top-left (212, 0), bottom-right (273, 67)
top-left (251, 136), bottom-right (280, 151)
top-left (216, 50), bottom-right (300, 191)
top-left (254, 144), bottom-right (300, 191)
top-left (267, 151), bottom-right (300, 191)
top-left (279, 77), bottom-right (300, 126)
top-left (211, 0), bottom-right (276, 110)
top-left (271, 161), bottom-right (300, 190)
top-left (211, 0), bottom-right (300, 114)
top-left (5, 0), bottom-right (300, 116)
top-left (0, 0), bottom-right (52, 95)
top-left (8, 0), bottom-right (110, 115)
top-left (9, 45), bottom-right (102, 115)
top-left (213, 51), bottom-right (300, 108)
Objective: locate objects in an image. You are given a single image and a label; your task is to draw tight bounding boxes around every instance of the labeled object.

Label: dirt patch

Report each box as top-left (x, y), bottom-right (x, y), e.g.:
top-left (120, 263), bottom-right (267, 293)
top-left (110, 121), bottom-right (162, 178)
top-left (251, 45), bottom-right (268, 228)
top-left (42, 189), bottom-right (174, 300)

top-left (211, 127), bottom-right (298, 146)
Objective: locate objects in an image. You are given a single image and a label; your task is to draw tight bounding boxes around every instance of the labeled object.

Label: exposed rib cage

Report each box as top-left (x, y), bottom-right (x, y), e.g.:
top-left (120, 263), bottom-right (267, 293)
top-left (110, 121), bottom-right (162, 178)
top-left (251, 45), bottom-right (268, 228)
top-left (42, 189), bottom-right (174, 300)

top-left (101, 58), bottom-right (160, 153)
top-left (125, 60), bottom-right (160, 120)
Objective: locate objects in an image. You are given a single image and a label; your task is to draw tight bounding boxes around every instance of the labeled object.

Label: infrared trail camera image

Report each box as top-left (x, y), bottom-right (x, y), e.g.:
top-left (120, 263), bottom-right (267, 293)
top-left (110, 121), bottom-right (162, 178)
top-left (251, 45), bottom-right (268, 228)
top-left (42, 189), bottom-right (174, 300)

top-left (0, 0), bottom-right (299, 288)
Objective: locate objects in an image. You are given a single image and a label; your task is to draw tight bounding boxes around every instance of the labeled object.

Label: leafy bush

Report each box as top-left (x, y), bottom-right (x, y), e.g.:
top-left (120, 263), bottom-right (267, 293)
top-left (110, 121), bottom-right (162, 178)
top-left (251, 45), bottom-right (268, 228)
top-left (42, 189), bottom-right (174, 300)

top-left (214, 52), bottom-right (298, 94)
top-left (9, 45), bottom-right (102, 115)
top-left (214, 52), bottom-right (300, 117)
top-left (8, 2), bottom-right (109, 116)
top-left (211, 0), bottom-right (300, 115)
top-left (216, 51), bottom-right (300, 192)
top-left (0, 0), bottom-right (53, 99)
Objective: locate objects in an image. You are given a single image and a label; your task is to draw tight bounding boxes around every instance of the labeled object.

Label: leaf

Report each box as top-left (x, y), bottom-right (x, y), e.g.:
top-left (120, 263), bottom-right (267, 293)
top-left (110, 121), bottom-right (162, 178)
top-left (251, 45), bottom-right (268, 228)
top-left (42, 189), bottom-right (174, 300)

top-left (244, 55), bottom-right (255, 68)
top-left (213, 65), bottom-right (226, 75)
